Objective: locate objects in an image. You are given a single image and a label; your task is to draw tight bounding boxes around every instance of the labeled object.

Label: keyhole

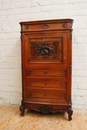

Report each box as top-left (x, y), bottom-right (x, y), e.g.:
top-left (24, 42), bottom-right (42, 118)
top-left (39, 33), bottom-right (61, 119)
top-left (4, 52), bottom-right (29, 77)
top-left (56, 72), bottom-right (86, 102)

top-left (43, 34), bottom-right (46, 42)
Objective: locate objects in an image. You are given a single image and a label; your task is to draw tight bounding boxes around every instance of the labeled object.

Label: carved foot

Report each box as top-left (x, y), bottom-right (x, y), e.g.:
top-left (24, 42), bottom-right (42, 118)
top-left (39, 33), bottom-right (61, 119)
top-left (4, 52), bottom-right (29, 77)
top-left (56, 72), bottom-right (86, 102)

top-left (67, 107), bottom-right (73, 121)
top-left (20, 104), bottom-right (25, 116)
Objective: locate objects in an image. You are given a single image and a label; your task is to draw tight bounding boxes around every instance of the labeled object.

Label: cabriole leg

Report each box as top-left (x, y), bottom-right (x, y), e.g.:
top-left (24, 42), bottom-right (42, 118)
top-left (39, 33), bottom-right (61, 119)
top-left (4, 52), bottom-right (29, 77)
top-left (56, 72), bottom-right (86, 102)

top-left (20, 103), bottom-right (25, 116)
top-left (67, 107), bottom-right (73, 121)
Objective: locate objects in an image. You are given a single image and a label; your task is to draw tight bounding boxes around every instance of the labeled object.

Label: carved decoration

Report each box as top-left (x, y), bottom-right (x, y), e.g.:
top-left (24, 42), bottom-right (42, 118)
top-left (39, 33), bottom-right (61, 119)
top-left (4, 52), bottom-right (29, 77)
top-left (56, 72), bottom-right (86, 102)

top-left (40, 105), bottom-right (51, 114)
top-left (42, 24), bottom-right (49, 29)
top-left (33, 42), bottom-right (58, 58)
top-left (70, 31), bottom-right (72, 41)
top-left (24, 25), bottom-right (29, 30)
top-left (63, 22), bottom-right (72, 29)
top-left (62, 23), bottom-right (68, 28)
top-left (53, 42), bottom-right (58, 46)
top-left (69, 23), bottom-right (72, 28)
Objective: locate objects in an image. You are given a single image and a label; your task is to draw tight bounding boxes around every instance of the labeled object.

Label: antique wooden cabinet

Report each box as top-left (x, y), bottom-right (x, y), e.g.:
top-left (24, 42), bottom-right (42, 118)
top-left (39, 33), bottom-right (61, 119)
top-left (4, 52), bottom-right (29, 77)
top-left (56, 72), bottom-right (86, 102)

top-left (20, 19), bottom-right (73, 120)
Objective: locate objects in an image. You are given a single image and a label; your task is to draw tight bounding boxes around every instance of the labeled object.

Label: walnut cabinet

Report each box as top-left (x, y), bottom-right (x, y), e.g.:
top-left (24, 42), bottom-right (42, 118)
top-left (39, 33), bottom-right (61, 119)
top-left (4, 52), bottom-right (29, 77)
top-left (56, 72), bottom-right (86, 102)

top-left (19, 19), bottom-right (73, 120)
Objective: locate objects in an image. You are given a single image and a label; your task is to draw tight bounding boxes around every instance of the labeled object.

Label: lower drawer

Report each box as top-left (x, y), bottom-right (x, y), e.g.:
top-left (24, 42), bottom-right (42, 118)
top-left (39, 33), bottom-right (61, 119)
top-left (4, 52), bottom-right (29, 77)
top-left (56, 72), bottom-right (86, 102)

top-left (25, 88), bottom-right (66, 102)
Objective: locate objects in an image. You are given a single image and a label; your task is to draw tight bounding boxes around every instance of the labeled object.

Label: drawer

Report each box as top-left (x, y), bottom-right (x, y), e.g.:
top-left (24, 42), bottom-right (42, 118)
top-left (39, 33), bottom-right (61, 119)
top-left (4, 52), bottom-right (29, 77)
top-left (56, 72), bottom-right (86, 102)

top-left (26, 70), bottom-right (66, 77)
top-left (21, 19), bottom-right (73, 32)
top-left (26, 89), bottom-right (66, 101)
top-left (26, 80), bottom-right (66, 90)
top-left (22, 23), bottom-right (68, 31)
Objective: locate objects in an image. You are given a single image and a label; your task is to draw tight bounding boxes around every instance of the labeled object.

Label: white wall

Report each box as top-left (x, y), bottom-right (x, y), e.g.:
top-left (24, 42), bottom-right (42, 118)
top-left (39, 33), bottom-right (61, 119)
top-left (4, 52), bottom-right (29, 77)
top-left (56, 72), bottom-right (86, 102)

top-left (0, 0), bottom-right (87, 109)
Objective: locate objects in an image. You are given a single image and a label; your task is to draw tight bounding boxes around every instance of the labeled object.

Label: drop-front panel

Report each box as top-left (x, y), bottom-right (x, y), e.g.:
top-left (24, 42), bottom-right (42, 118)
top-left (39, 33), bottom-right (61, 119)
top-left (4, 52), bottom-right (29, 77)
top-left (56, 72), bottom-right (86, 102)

top-left (20, 19), bottom-right (73, 120)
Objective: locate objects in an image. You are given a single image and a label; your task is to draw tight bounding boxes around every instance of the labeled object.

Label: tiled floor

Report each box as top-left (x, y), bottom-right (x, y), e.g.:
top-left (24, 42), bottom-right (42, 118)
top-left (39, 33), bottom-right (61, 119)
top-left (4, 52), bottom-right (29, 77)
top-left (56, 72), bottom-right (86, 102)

top-left (0, 105), bottom-right (87, 130)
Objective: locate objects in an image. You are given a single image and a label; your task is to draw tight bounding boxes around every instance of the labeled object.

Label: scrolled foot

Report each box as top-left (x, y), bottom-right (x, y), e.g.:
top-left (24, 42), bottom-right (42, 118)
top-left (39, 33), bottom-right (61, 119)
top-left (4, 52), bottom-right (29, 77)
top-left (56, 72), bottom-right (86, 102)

top-left (67, 107), bottom-right (73, 121)
top-left (20, 104), bottom-right (25, 116)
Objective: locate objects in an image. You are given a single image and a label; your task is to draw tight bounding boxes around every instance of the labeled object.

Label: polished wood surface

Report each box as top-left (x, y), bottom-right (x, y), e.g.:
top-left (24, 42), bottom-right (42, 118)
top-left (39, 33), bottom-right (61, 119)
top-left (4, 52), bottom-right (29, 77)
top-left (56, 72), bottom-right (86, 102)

top-left (20, 19), bottom-right (73, 120)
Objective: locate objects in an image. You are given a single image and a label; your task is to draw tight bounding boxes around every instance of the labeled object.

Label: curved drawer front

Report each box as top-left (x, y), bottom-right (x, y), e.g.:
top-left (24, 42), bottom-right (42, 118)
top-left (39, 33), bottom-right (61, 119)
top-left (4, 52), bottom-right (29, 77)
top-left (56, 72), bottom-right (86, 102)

top-left (22, 23), bottom-right (64, 31)
top-left (21, 21), bottom-right (73, 32)
top-left (26, 89), bottom-right (66, 102)
top-left (26, 70), bottom-right (66, 77)
top-left (26, 80), bottom-right (66, 90)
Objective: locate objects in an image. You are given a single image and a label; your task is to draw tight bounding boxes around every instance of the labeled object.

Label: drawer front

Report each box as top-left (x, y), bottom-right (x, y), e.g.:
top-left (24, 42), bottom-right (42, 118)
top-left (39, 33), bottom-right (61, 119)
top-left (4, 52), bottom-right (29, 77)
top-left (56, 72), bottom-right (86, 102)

top-left (26, 70), bottom-right (66, 77)
top-left (21, 20), bottom-right (73, 32)
top-left (26, 89), bottom-right (66, 102)
top-left (26, 80), bottom-right (66, 90)
top-left (22, 23), bottom-right (70, 31)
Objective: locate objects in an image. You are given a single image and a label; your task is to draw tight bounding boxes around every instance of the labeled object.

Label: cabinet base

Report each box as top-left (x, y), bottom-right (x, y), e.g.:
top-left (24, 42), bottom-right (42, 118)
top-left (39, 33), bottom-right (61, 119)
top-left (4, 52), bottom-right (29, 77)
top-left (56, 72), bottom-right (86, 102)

top-left (19, 101), bottom-right (73, 121)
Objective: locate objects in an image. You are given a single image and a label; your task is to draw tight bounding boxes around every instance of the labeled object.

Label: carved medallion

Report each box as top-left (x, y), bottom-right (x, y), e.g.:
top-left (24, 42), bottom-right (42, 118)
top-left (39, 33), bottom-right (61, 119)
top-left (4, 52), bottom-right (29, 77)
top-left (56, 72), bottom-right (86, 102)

top-left (63, 22), bottom-right (72, 29)
top-left (33, 42), bottom-right (58, 58)
top-left (62, 23), bottom-right (68, 28)
top-left (24, 25), bottom-right (29, 29)
top-left (42, 24), bottom-right (49, 29)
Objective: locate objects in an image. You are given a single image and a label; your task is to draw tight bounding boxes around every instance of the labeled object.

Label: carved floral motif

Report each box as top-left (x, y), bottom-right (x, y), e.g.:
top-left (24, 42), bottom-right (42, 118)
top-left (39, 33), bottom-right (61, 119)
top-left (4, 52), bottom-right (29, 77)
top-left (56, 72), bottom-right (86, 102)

top-left (40, 105), bottom-right (51, 114)
top-left (24, 25), bottom-right (29, 29)
top-left (63, 22), bottom-right (72, 29)
top-left (33, 42), bottom-right (58, 58)
top-left (42, 24), bottom-right (49, 29)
